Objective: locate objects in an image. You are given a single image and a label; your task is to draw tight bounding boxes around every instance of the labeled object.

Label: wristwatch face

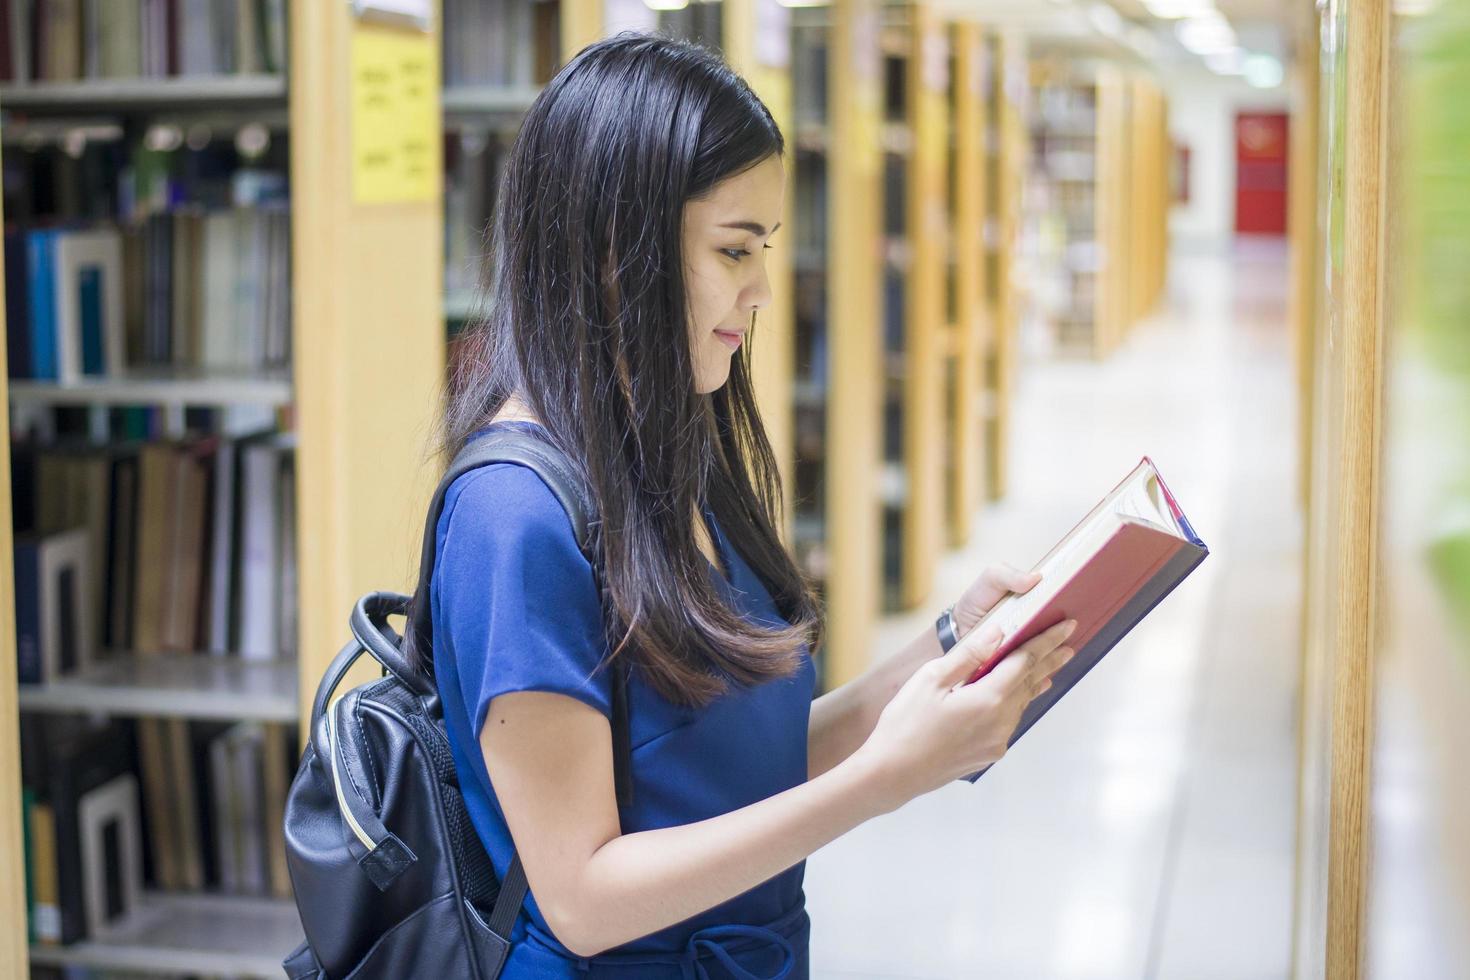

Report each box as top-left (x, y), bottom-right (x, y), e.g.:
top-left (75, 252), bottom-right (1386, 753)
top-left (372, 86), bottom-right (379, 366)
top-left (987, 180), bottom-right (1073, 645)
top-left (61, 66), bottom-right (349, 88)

top-left (937, 608), bottom-right (958, 651)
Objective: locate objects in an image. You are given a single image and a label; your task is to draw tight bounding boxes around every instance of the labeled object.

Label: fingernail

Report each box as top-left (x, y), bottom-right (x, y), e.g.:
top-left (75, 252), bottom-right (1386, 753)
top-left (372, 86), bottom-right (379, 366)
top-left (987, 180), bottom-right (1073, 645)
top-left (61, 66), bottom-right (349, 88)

top-left (1064, 619), bottom-right (1078, 636)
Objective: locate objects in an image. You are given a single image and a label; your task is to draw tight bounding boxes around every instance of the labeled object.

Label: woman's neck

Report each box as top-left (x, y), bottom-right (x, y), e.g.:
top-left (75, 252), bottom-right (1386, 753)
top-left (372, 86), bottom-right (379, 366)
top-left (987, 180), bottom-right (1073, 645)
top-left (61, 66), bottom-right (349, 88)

top-left (491, 394), bottom-right (539, 425)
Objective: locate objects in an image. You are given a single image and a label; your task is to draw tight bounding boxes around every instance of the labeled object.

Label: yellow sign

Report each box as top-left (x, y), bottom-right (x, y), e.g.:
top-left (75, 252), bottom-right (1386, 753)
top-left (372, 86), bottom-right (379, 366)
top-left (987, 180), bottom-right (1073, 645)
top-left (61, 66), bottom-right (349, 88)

top-left (351, 26), bottom-right (438, 204)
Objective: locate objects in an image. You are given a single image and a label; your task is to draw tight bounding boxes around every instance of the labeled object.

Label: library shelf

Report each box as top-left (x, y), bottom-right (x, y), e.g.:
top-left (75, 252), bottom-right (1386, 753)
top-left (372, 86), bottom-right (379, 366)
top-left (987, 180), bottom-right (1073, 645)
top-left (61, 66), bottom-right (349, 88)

top-left (0, 75), bottom-right (288, 113)
top-left (7, 371), bottom-right (293, 407)
top-left (27, 889), bottom-right (302, 979)
top-left (442, 83), bottom-right (543, 121)
top-left (18, 653), bottom-right (298, 723)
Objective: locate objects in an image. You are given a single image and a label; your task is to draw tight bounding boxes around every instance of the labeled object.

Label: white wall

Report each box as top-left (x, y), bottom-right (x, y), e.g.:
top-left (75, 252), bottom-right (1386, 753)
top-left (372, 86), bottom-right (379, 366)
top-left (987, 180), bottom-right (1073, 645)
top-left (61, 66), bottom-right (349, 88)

top-left (1164, 69), bottom-right (1290, 250)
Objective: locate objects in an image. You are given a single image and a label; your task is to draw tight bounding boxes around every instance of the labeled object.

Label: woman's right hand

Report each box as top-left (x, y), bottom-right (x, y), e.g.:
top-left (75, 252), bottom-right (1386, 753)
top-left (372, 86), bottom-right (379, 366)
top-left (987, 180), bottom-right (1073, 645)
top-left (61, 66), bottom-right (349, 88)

top-left (854, 618), bottom-right (1079, 813)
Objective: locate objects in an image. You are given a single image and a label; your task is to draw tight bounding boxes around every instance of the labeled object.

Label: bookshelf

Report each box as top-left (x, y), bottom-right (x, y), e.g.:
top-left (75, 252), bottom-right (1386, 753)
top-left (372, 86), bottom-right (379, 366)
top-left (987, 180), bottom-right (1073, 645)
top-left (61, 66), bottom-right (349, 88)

top-left (720, 0), bottom-right (798, 540)
top-left (441, 0), bottom-right (565, 331)
top-left (942, 20), bottom-right (986, 551)
top-left (1, 2), bottom-right (447, 976)
top-left (1028, 62), bottom-right (1102, 357)
top-left (1126, 76), bottom-right (1167, 326)
top-left (982, 29), bottom-right (1024, 501)
top-left (790, 0), bottom-right (884, 689)
top-left (888, 0), bottom-right (947, 611)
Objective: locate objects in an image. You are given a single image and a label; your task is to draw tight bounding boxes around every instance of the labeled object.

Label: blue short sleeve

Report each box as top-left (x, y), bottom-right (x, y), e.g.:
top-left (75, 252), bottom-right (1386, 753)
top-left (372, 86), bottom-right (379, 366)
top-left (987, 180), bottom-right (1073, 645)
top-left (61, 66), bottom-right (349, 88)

top-left (433, 463), bottom-right (612, 737)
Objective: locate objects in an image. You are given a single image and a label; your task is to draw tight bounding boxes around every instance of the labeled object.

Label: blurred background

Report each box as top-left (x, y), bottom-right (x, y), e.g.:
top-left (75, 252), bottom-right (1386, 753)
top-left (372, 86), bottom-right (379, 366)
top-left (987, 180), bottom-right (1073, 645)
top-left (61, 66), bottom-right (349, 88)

top-left (0, 0), bottom-right (1464, 977)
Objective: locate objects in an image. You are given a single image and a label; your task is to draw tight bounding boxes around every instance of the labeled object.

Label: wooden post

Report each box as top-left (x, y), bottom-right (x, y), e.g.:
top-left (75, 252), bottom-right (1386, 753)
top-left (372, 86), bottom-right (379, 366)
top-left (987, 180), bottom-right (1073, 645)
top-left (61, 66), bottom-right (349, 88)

top-left (901, 1), bottom-right (947, 608)
top-left (948, 21), bottom-right (986, 548)
top-left (825, 0), bottom-right (884, 685)
top-left (1294, 0), bottom-right (1390, 976)
top-left (290, 0), bottom-right (446, 737)
top-left (0, 139), bottom-right (27, 980)
top-left (561, 0), bottom-right (605, 61)
top-left (1324, 0), bottom-right (1389, 972)
top-left (724, 0), bottom-right (797, 541)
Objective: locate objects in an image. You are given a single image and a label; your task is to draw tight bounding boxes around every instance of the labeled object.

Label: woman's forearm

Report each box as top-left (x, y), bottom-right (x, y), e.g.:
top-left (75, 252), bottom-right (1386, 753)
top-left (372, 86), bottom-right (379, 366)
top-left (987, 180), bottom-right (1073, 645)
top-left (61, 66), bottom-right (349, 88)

top-left (562, 748), bottom-right (893, 957)
top-left (806, 625), bottom-right (943, 781)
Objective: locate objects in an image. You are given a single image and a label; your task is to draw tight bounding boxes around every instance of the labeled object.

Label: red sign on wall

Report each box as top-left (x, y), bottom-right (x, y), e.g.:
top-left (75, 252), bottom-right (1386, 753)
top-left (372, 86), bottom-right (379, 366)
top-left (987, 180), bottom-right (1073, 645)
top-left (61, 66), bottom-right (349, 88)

top-left (1235, 112), bottom-right (1289, 235)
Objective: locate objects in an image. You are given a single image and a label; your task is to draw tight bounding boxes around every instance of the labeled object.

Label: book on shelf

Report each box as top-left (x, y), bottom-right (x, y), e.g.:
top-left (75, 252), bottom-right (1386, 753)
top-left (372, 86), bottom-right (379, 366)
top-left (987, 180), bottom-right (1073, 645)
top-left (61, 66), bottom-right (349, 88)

top-left (12, 525), bottom-right (92, 684)
top-left (443, 131), bottom-right (510, 307)
top-left (959, 456), bottom-right (1210, 781)
top-left (11, 427), bottom-right (297, 674)
top-left (6, 209), bottom-right (291, 384)
top-left (0, 0), bottom-right (287, 84)
top-left (443, 0), bottom-right (555, 89)
top-left (32, 718), bottom-right (143, 945)
top-left (20, 714), bottom-right (297, 945)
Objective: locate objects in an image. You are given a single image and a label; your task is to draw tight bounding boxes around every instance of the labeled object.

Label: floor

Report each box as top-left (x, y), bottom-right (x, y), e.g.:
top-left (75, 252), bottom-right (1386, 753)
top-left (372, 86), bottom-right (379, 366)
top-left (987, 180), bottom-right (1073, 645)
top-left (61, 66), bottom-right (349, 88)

top-left (805, 239), bottom-right (1302, 980)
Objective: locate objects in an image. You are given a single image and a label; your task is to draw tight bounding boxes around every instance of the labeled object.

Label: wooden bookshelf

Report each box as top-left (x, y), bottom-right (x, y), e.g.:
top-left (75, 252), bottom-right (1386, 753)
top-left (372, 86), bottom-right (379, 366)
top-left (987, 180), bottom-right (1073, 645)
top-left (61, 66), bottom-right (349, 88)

top-left (0, 2), bottom-right (446, 974)
top-left (1127, 76), bottom-right (1167, 325)
top-left (788, 0), bottom-right (884, 689)
top-left (897, 0), bottom-right (947, 610)
top-left (722, 0), bottom-right (799, 539)
top-left (944, 21), bottom-right (987, 550)
top-left (982, 29), bottom-right (1023, 501)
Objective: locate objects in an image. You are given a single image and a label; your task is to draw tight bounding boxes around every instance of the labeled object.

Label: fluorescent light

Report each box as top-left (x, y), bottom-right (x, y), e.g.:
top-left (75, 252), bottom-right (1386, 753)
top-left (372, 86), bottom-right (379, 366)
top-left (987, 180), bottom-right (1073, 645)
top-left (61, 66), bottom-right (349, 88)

top-left (1243, 53), bottom-right (1284, 88)
top-left (1175, 13), bottom-right (1236, 55)
top-left (1204, 46), bottom-right (1246, 74)
top-left (1144, 0), bottom-right (1216, 18)
top-left (643, 0), bottom-right (688, 9)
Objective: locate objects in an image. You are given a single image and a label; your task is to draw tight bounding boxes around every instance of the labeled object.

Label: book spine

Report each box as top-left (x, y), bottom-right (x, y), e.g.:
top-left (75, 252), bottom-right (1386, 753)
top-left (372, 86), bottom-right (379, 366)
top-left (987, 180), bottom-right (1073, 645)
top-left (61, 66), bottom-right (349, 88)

top-left (28, 231), bottom-right (57, 381)
top-left (15, 541), bottom-right (41, 683)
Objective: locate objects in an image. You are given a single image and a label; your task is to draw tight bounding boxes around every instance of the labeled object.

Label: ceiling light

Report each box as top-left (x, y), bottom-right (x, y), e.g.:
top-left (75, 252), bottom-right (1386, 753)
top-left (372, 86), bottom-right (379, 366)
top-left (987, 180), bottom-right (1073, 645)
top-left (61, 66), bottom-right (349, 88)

top-left (1175, 13), bottom-right (1236, 55)
top-left (1144, 0), bottom-right (1216, 17)
top-left (1204, 46), bottom-right (1246, 74)
top-left (1243, 53), bottom-right (1284, 88)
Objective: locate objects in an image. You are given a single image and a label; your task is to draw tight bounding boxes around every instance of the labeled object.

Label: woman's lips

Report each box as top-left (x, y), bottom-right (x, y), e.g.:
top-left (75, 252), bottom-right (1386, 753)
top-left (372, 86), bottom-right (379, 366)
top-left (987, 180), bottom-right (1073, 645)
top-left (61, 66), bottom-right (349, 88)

top-left (714, 330), bottom-right (744, 350)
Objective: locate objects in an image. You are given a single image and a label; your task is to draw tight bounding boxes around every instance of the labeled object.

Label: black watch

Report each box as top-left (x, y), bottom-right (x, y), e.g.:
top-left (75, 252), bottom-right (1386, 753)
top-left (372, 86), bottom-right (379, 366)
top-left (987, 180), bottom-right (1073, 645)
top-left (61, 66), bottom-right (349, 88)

top-left (935, 605), bottom-right (961, 653)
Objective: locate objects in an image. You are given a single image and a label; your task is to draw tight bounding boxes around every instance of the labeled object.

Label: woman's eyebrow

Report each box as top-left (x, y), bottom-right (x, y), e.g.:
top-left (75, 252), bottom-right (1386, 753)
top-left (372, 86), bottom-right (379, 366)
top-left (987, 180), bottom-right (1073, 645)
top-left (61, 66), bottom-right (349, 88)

top-left (718, 220), bottom-right (782, 236)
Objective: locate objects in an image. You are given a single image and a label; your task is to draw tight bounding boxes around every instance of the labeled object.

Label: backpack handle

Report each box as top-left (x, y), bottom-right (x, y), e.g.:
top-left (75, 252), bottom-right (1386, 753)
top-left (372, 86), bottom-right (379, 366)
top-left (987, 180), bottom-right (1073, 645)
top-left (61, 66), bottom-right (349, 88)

top-left (307, 592), bottom-right (433, 764)
top-left (350, 591), bottom-right (435, 697)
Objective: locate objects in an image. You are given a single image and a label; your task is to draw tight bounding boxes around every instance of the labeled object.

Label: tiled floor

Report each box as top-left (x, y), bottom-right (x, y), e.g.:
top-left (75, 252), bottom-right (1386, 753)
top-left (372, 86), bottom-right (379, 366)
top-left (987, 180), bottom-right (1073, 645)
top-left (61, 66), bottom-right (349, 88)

top-left (805, 240), bottom-right (1301, 980)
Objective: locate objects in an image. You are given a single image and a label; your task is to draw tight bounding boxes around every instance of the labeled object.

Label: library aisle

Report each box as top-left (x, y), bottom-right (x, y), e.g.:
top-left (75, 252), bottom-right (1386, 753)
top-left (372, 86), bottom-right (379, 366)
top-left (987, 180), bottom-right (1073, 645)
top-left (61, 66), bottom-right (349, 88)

top-left (806, 239), bottom-right (1298, 980)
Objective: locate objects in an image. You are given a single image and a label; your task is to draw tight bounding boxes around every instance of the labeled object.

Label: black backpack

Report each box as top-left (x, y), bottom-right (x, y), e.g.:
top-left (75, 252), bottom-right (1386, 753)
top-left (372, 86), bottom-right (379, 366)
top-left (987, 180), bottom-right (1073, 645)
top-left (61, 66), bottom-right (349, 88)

top-left (282, 427), bottom-right (634, 978)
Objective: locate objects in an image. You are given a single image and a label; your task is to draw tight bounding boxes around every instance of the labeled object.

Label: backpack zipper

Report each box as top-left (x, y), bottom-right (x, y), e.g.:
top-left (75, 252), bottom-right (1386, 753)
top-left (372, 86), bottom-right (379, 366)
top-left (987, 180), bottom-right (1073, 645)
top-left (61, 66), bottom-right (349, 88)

top-left (327, 700), bottom-right (378, 851)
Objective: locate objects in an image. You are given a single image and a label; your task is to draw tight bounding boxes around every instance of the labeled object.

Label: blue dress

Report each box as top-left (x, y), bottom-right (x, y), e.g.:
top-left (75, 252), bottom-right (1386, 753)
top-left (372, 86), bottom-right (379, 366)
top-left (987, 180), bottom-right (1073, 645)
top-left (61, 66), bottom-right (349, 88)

top-left (431, 420), bottom-right (817, 979)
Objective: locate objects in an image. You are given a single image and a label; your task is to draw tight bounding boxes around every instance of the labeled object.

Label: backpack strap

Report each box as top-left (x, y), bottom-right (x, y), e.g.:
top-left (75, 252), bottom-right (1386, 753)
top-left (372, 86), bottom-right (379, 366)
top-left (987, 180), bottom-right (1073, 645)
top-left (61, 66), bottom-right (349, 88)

top-left (408, 426), bottom-right (634, 943)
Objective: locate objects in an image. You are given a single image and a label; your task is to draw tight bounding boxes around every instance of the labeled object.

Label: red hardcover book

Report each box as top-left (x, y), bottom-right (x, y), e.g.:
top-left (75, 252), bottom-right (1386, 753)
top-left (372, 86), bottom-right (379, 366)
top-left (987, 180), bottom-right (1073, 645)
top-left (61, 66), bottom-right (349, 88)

top-left (962, 457), bottom-right (1209, 781)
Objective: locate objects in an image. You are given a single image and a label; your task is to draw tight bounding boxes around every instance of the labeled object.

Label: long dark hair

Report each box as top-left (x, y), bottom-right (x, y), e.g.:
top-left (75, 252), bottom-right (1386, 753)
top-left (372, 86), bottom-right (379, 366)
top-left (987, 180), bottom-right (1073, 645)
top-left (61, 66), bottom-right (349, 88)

top-left (406, 33), bottom-right (823, 708)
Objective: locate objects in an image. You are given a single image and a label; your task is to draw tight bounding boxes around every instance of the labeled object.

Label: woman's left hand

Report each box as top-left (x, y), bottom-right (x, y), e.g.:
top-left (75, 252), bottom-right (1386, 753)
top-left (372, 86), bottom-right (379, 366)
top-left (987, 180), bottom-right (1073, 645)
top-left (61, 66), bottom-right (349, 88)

top-left (951, 563), bottom-right (1042, 638)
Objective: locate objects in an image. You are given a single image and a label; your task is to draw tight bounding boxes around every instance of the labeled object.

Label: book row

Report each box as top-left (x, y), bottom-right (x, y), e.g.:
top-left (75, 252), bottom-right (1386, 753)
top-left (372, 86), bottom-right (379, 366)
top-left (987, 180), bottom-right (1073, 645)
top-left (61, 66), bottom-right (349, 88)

top-left (11, 430), bottom-right (298, 676)
top-left (19, 714), bottom-right (295, 947)
top-left (5, 209), bottom-right (292, 382)
top-left (0, 0), bottom-right (287, 84)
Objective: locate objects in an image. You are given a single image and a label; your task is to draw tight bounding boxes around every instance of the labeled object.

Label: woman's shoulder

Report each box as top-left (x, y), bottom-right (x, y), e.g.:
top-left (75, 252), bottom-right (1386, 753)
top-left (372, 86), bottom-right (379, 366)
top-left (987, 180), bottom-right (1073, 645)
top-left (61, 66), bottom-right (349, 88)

top-left (439, 461), bottom-right (587, 562)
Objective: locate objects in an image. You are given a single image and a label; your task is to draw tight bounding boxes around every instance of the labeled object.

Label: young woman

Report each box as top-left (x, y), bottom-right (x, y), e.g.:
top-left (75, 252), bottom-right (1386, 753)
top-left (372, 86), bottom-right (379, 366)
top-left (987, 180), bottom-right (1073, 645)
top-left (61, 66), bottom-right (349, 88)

top-left (412, 33), bottom-right (1076, 979)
